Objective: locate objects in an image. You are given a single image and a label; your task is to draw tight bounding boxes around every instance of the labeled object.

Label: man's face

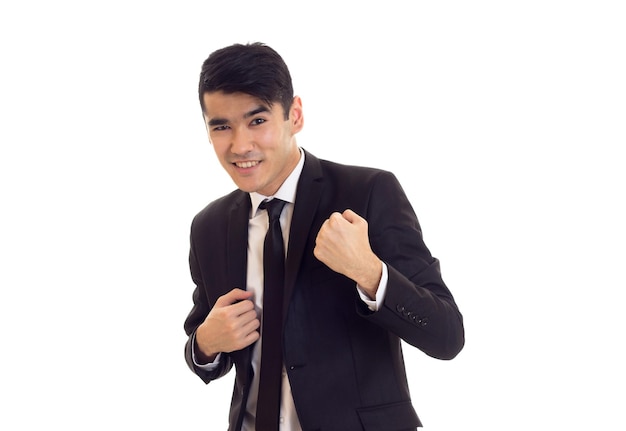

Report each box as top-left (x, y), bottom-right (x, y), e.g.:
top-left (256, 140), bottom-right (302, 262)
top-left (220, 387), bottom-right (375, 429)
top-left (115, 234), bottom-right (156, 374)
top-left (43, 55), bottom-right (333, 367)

top-left (203, 91), bottom-right (303, 196)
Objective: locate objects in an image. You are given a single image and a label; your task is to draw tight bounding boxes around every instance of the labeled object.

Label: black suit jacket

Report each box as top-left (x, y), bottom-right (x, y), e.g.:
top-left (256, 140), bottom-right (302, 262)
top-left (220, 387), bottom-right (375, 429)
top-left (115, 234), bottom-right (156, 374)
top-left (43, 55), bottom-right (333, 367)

top-left (184, 150), bottom-right (464, 431)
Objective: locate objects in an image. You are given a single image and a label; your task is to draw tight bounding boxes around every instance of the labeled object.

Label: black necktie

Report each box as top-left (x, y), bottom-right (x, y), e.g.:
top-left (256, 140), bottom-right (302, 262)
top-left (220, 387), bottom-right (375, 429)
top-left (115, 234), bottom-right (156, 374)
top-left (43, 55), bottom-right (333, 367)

top-left (255, 198), bottom-right (287, 430)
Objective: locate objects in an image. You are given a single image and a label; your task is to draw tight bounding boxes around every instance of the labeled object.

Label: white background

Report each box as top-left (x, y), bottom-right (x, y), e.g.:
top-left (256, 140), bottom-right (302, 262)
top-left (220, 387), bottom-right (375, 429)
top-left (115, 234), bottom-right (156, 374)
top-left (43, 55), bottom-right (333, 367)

top-left (1, 1), bottom-right (624, 430)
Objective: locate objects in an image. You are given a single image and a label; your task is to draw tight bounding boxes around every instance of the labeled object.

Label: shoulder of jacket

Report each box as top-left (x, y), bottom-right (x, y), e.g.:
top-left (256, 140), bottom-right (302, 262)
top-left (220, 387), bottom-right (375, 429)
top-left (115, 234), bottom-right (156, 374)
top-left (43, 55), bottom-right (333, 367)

top-left (192, 189), bottom-right (248, 226)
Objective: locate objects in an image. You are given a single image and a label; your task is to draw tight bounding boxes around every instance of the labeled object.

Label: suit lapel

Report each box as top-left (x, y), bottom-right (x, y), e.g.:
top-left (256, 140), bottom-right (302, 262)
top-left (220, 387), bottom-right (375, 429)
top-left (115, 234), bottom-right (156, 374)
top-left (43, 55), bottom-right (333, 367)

top-left (227, 193), bottom-right (250, 292)
top-left (283, 150), bottom-right (324, 320)
top-left (227, 193), bottom-right (253, 368)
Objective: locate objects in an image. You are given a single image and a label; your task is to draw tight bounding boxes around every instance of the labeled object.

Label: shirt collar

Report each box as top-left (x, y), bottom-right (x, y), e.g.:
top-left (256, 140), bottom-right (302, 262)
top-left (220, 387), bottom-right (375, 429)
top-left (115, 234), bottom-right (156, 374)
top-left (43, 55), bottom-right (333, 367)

top-left (250, 148), bottom-right (305, 216)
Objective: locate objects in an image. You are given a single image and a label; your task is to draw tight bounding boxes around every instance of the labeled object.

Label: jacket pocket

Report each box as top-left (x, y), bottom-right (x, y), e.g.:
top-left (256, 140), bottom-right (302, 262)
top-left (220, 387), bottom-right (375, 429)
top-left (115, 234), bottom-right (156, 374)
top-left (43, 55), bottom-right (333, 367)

top-left (356, 400), bottom-right (422, 430)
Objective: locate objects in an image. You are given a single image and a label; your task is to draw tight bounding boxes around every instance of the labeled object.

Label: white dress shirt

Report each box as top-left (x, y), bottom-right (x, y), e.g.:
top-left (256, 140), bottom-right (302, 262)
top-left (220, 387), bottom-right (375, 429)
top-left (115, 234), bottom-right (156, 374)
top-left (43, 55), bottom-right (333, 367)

top-left (194, 149), bottom-right (388, 430)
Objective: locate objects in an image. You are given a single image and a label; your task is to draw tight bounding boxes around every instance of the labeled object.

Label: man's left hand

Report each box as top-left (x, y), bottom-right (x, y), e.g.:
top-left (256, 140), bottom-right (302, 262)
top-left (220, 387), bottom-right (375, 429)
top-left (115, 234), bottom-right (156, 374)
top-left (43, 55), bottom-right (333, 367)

top-left (314, 209), bottom-right (382, 299)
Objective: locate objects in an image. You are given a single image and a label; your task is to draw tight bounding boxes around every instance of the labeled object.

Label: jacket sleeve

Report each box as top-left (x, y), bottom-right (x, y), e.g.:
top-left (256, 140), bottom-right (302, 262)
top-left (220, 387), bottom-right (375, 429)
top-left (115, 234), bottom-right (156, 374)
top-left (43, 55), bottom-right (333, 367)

top-left (357, 171), bottom-right (465, 360)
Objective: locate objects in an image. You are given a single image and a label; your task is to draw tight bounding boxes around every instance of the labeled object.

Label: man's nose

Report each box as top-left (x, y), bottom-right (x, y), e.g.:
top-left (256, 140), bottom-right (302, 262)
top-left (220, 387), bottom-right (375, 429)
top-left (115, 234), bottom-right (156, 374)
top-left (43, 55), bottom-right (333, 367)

top-left (231, 127), bottom-right (254, 154)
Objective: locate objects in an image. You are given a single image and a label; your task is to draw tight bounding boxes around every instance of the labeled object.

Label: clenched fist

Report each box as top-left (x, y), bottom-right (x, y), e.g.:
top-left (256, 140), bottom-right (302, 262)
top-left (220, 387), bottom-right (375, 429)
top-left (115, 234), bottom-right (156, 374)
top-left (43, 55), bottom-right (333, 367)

top-left (314, 209), bottom-right (382, 298)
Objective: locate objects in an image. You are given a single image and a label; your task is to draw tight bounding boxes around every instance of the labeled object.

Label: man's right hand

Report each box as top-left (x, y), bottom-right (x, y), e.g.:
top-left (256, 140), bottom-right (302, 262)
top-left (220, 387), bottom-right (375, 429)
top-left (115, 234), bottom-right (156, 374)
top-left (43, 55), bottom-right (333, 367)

top-left (194, 288), bottom-right (260, 364)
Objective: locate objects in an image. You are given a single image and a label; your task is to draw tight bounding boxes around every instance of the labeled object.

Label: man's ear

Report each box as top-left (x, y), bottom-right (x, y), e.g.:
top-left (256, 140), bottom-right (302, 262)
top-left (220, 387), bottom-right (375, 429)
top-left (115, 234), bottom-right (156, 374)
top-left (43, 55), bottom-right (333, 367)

top-left (290, 96), bottom-right (304, 133)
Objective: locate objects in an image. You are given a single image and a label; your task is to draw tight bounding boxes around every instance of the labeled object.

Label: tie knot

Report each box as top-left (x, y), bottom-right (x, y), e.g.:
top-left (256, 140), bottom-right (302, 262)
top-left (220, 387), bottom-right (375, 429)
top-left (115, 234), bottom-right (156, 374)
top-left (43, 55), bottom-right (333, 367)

top-left (259, 198), bottom-right (287, 222)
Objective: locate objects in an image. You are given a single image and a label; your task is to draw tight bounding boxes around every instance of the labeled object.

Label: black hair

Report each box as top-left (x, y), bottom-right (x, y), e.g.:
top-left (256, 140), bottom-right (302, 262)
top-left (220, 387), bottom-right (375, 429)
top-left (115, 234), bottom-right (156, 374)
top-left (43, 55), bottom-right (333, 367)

top-left (198, 42), bottom-right (294, 119)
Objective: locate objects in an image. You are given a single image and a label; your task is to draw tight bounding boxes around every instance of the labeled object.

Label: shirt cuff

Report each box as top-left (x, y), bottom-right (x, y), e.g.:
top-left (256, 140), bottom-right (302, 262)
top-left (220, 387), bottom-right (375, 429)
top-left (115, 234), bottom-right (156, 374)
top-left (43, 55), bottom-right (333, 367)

top-left (357, 261), bottom-right (388, 312)
top-left (192, 332), bottom-right (222, 370)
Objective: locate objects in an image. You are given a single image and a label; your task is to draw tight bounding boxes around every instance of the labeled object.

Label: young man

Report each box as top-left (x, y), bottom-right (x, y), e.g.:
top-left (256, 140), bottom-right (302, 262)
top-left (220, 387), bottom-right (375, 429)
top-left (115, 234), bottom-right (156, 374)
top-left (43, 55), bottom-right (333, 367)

top-left (184, 42), bottom-right (464, 431)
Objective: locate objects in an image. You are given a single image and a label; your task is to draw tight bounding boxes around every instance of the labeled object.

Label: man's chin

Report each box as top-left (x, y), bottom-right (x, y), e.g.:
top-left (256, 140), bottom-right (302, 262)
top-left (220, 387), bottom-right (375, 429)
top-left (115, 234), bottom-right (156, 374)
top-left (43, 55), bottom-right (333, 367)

top-left (232, 179), bottom-right (260, 194)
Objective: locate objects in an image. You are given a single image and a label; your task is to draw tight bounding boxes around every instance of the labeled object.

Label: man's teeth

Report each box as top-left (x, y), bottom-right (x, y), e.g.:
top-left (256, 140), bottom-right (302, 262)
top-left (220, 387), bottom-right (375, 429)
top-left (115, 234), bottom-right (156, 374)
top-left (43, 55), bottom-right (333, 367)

top-left (235, 161), bottom-right (259, 168)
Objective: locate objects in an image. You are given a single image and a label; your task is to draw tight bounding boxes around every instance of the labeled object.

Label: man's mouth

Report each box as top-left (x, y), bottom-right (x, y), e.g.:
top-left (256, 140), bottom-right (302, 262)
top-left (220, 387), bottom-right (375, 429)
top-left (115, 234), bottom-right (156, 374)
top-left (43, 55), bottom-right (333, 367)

top-left (234, 161), bottom-right (260, 168)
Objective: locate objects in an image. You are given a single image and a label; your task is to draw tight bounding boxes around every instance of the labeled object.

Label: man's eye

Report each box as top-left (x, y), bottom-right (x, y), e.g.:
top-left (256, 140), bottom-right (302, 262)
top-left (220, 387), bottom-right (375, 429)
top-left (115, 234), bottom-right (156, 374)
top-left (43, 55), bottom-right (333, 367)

top-left (212, 125), bottom-right (230, 131)
top-left (251, 118), bottom-right (266, 126)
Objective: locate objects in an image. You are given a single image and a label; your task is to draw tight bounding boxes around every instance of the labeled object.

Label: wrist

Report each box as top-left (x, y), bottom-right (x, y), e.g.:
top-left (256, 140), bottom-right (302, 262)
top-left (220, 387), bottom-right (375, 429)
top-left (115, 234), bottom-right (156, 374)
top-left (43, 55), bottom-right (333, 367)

top-left (355, 258), bottom-right (383, 299)
top-left (194, 330), bottom-right (218, 364)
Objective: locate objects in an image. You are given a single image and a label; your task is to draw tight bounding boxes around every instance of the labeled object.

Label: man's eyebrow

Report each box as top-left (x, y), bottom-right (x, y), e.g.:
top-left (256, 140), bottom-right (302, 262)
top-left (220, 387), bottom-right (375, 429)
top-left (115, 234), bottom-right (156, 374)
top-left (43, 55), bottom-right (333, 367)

top-left (244, 105), bottom-right (270, 118)
top-left (207, 117), bottom-right (228, 127)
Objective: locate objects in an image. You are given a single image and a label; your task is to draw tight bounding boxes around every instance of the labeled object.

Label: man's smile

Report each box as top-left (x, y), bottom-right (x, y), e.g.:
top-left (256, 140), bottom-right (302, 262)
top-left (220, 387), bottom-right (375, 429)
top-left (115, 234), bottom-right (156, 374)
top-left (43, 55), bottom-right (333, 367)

top-left (234, 160), bottom-right (260, 169)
